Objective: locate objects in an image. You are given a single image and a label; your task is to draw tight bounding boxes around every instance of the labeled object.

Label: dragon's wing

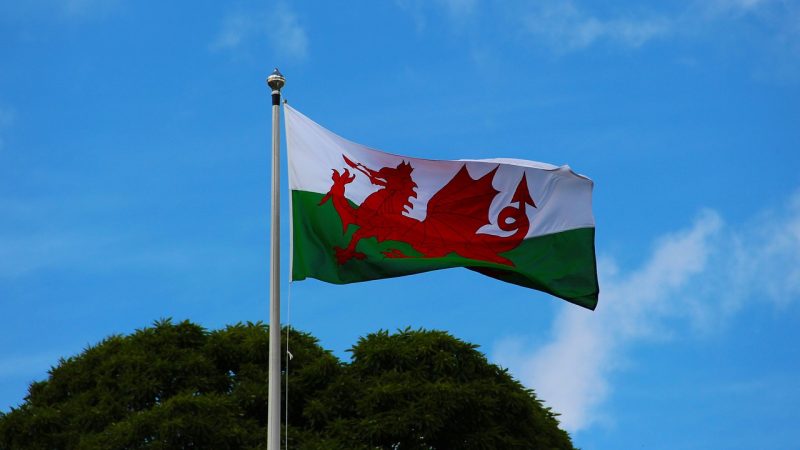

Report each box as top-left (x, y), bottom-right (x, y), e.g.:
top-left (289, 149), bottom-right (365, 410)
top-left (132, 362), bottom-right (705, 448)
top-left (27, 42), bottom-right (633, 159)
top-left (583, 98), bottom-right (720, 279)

top-left (424, 165), bottom-right (499, 242)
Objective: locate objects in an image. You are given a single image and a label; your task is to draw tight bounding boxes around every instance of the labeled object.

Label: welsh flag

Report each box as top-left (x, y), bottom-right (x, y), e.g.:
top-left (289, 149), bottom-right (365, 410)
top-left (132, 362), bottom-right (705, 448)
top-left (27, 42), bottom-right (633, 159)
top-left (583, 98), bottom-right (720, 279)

top-left (286, 105), bottom-right (599, 310)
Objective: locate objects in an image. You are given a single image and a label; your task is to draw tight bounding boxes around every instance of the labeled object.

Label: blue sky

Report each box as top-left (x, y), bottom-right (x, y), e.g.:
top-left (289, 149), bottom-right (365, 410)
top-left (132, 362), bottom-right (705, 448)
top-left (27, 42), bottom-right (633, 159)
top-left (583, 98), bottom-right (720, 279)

top-left (1, 0), bottom-right (799, 448)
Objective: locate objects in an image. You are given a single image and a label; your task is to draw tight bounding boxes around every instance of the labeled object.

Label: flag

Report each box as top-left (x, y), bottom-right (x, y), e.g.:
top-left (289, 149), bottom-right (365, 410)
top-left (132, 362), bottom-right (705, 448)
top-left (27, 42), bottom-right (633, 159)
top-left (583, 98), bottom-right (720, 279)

top-left (285, 105), bottom-right (599, 310)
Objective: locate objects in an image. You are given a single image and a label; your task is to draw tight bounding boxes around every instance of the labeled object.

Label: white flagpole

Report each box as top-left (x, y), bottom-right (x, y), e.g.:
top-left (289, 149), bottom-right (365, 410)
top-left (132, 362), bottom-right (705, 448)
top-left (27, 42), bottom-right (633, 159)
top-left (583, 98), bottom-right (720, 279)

top-left (266, 68), bottom-right (285, 450)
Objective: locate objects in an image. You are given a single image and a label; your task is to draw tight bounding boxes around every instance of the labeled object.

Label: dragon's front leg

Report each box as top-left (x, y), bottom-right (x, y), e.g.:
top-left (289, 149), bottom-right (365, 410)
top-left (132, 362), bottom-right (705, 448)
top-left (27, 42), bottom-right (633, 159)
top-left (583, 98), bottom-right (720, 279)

top-left (319, 169), bottom-right (357, 233)
top-left (319, 168), bottom-right (366, 264)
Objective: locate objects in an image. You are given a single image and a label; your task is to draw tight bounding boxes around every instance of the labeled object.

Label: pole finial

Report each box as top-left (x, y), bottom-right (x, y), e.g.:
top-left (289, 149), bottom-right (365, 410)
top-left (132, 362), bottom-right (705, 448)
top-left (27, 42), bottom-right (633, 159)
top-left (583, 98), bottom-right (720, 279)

top-left (267, 68), bottom-right (285, 92)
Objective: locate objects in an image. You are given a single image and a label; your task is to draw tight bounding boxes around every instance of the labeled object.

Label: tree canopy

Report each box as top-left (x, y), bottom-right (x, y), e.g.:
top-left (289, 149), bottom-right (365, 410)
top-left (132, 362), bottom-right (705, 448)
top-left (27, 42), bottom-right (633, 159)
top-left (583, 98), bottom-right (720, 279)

top-left (0, 320), bottom-right (574, 449)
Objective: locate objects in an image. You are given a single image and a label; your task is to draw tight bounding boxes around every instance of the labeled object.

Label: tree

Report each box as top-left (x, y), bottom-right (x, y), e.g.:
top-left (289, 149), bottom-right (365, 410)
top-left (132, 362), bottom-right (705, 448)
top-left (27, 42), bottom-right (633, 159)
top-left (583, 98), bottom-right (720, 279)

top-left (302, 329), bottom-right (574, 450)
top-left (0, 321), bottom-right (574, 450)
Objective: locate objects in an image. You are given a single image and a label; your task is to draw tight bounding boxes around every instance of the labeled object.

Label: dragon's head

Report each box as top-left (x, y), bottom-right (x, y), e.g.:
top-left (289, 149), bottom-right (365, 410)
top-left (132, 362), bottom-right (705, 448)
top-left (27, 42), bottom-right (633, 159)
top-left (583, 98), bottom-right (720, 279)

top-left (374, 160), bottom-right (417, 194)
top-left (396, 160), bottom-right (413, 177)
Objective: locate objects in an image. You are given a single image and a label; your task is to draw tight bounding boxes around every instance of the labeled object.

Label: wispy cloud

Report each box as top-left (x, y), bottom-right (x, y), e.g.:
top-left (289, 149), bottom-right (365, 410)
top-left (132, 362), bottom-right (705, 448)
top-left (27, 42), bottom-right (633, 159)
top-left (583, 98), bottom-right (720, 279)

top-left (703, 0), bottom-right (800, 82)
top-left (395, 0), bottom-right (478, 32)
top-left (517, 0), bottom-right (800, 67)
top-left (704, 0), bottom-right (774, 16)
top-left (401, 0), bottom-right (799, 77)
top-left (520, 1), bottom-right (671, 51)
top-left (211, 3), bottom-right (308, 60)
top-left (394, 0), bottom-right (428, 32)
top-left (210, 13), bottom-right (252, 51)
top-left (494, 190), bottom-right (800, 432)
top-left (0, 0), bottom-right (122, 23)
top-left (271, 3), bottom-right (309, 59)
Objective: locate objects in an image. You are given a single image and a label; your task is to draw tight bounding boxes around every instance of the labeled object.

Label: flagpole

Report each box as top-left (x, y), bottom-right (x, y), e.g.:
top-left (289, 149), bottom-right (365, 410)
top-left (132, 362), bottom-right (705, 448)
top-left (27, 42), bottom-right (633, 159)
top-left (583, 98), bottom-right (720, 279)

top-left (266, 67), bottom-right (285, 450)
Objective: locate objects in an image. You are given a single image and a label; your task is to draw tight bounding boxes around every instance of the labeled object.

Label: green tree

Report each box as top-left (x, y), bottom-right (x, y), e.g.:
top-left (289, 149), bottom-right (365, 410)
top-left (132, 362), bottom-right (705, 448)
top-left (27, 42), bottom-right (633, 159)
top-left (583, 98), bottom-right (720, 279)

top-left (0, 320), bottom-right (337, 450)
top-left (302, 329), bottom-right (574, 450)
top-left (0, 321), bottom-right (574, 450)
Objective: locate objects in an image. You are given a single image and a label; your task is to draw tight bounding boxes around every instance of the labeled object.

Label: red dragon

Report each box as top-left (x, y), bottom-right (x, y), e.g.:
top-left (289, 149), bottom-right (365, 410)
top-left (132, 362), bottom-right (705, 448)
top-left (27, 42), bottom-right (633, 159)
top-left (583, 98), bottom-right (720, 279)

top-left (318, 155), bottom-right (536, 266)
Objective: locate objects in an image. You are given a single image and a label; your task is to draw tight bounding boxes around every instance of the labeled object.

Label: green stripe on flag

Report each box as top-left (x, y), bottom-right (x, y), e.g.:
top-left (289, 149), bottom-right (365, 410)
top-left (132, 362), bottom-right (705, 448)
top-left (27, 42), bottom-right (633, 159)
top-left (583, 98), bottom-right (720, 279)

top-left (291, 190), bottom-right (598, 309)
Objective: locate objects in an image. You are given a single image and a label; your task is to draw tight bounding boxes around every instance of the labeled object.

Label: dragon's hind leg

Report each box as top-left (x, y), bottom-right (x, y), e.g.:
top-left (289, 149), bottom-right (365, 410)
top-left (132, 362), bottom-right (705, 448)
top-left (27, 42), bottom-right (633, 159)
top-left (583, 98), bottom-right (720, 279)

top-left (333, 229), bottom-right (367, 264)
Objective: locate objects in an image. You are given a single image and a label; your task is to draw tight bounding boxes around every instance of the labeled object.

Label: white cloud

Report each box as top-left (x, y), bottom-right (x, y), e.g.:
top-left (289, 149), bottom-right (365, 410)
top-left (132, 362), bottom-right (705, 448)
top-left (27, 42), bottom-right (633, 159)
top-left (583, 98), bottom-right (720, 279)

top-left (494, 191), bottom-right (800, 432)
top-left (0, 0), bottom-right (121, 22)
top-left (520, 1), bottom-right (670, 51)
top-left (395, 0), bottom-right (478, 32)
top-left (704, 0), bottom-right (774, 16)
top-left (271, 3), bottom-right (308, 59)
top-left (731, 192), bottom-right (800, 304)
top-left (211, 3), bottom-right (308, 60)
top-left (395, 0), bottom-right (428, 32)
top-left (399, 0), bottom-right (667, 49)
top-left (403, 0), bottom-right (798, 72)
top-left (687, 0), bottom-right (800, 82)
top-left (210, 12), bottom-right (252, 51)
top-left (516, 0), bottom-right (797, 55)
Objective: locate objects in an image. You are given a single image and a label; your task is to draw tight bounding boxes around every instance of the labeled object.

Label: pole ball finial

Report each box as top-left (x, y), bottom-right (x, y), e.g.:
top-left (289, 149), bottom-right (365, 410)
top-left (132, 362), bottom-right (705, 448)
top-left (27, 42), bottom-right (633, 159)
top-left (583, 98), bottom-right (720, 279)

top-left (267, 68), bottom-right (285, 91)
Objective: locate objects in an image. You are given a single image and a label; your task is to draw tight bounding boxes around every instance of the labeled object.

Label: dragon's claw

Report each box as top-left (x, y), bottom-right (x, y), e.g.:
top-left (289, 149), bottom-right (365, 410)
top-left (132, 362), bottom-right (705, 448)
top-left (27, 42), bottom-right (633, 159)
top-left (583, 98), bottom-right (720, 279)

top-left (334, 246), bottom-right (365, 264)
top-left (331, 168), bottom-right (355, 186)
top-left (382, 249), bottom-right (408, 259)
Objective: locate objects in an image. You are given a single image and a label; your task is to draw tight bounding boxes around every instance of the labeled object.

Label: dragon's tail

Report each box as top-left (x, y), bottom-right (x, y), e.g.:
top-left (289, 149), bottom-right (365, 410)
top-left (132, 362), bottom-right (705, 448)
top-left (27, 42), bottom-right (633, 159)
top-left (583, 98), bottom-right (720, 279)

top-left (482, 174), bottom-right (536, 254)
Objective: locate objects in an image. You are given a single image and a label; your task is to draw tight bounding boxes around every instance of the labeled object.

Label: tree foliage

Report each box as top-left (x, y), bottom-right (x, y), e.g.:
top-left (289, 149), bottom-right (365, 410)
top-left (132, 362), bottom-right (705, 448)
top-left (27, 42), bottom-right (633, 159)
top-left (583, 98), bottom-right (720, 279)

top-left (0, 320), bottom-right (574, 449)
